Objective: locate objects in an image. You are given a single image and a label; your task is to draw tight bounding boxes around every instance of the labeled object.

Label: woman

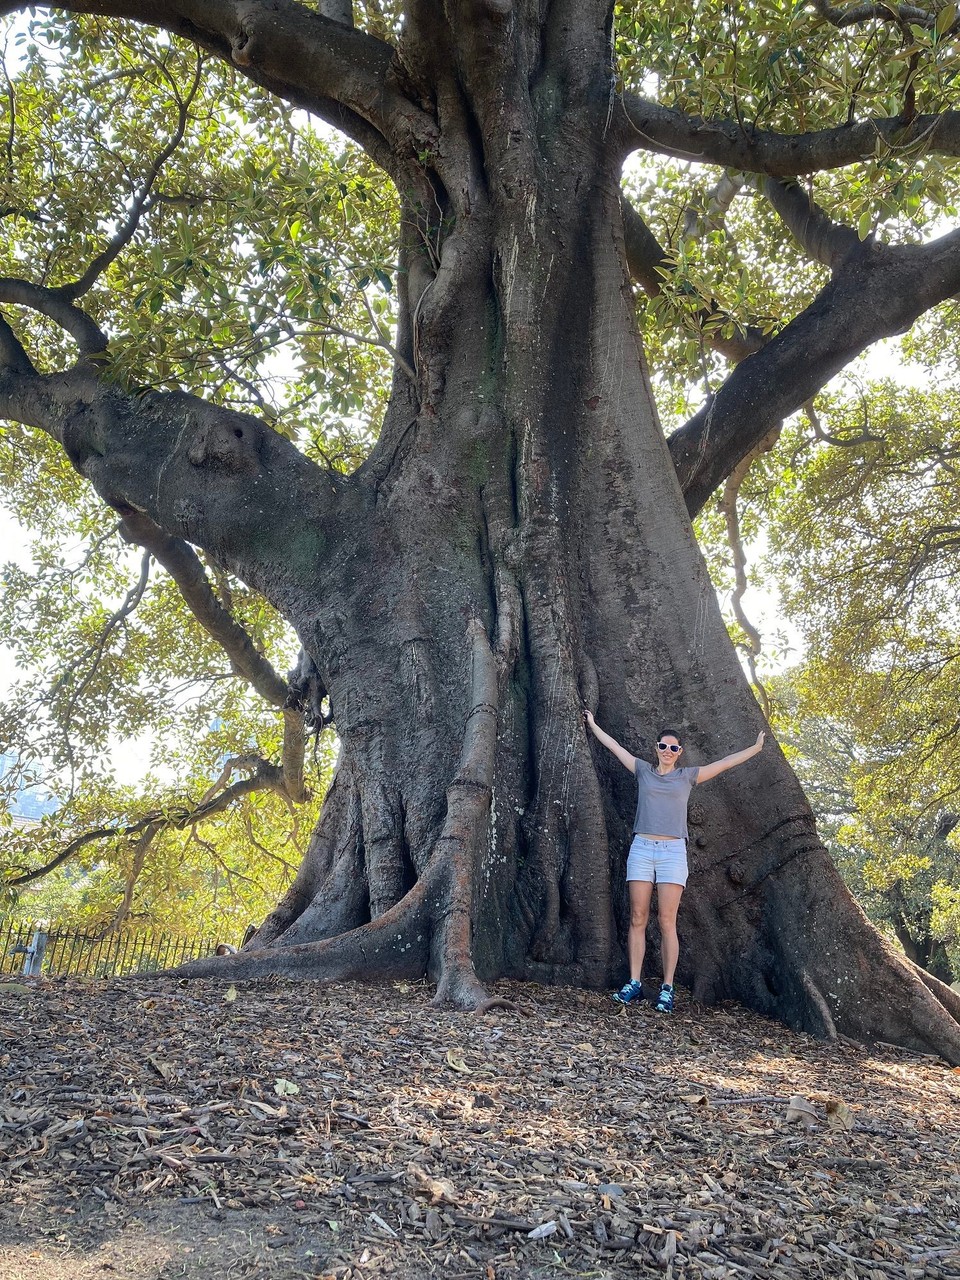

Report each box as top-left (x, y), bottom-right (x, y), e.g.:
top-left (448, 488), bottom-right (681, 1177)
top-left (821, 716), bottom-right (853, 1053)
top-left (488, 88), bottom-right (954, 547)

top-left (583, 711), bottom-right (765, 1012)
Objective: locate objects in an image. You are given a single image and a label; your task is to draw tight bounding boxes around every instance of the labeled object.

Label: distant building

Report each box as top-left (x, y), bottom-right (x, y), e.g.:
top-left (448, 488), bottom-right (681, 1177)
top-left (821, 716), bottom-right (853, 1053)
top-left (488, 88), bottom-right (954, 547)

top-left (0, 753), bottom-right (59, 827)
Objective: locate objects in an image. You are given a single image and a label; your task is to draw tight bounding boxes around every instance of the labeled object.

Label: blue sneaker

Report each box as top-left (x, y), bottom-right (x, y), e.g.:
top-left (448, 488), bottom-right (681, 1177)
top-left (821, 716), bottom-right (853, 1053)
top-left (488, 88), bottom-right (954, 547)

top-left (612, 978), bottom-right (644, 1005)
top-left (655, 983), bottom-right (675, 1013)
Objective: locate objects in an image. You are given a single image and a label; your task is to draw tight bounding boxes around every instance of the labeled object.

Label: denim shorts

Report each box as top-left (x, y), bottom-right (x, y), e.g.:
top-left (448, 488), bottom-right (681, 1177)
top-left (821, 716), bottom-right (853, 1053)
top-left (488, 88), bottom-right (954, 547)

top-left (626, 835), bottom-right (689, 886)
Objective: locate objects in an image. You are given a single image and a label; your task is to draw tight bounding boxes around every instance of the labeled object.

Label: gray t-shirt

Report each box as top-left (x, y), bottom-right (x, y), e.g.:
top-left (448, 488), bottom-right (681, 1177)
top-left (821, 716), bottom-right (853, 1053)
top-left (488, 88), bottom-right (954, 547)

top-left (633, 760), bottom-right (701, 838)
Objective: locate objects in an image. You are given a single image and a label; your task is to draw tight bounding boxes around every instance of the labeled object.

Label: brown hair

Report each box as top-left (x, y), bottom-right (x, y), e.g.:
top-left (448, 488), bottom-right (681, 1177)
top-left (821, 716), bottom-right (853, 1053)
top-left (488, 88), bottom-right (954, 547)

top-left (657, 728), bottom-right (683, 744)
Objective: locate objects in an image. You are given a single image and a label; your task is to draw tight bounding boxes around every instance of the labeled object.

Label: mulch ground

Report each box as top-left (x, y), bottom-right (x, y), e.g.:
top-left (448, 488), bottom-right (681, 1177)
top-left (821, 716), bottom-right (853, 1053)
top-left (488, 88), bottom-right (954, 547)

top-left (1, 975), bottom-right (959, 1280)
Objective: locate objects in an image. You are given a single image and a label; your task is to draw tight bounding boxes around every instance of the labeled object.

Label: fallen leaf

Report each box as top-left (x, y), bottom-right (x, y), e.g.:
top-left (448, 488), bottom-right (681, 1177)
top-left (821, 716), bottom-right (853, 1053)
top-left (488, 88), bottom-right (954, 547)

top-left (147, 1055), bottom-right (174, 1082)
top-left (826, 1099), bottom-right (854, 1131)
top-left (407, 1162), bottom-right (458, 1204)
top-left (224, 985), bottom-right (237, 1003)
top-left (274, 1077), bottom-right (300, 1096)
top-left (785, 1095), bottom-right (819, 1130)
top-left (446, 1049), bottom-right (470, 1073)
top-left (247, 1099), bottom-right (284, 1118)
top-left (680, 1092), bottom-right (708, 1105)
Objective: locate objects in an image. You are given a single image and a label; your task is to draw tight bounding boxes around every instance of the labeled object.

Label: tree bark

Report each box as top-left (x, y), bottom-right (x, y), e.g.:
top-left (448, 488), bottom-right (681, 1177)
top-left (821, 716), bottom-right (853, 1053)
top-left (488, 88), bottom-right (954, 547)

top-left (2, 1), bottom-right (959, 1062)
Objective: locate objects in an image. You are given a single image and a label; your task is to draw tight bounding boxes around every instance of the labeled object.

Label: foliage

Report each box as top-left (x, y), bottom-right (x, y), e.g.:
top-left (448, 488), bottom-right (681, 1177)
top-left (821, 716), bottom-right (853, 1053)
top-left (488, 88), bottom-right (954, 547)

top-left (769, 672), bottom-right (960, 982)
top-left (0, 15), bottom-right (375, 931)
top-left (708, 370), bottom-right (960, 981)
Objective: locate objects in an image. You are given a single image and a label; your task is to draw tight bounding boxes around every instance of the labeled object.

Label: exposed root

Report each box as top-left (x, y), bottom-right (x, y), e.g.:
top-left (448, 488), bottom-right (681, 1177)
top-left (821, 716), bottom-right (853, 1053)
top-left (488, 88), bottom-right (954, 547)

top-left (473, 997), bottom-right (522, 1015)
top-left (909, 961), bottom-right (960, 1024)
top-left (170, 873), bottom-right (435, 983)
top-left (800, 968), bottom-right (837, 1041)
top-left (430, 617), bottom-right (499, 1008)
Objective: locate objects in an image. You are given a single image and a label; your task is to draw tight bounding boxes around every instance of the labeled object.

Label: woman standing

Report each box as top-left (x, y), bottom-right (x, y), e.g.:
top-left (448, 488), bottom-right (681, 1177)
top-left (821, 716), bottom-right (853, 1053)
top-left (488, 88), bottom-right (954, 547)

top-left (583, 711), bottom-right (765, 1012)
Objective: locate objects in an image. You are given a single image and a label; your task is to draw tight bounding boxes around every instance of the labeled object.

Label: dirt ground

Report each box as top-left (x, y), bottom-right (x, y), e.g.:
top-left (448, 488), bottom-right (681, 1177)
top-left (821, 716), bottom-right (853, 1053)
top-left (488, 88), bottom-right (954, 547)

top-left (1, 973), bottom-right (959, 1279)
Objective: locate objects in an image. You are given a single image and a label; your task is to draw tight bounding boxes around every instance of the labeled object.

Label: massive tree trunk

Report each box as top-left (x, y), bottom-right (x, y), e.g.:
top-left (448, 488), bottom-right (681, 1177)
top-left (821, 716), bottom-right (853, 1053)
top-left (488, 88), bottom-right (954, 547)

top-left (176, 9), bottom-right (960, 1062)
top-left (2, 1), bottom-right (960, 1061)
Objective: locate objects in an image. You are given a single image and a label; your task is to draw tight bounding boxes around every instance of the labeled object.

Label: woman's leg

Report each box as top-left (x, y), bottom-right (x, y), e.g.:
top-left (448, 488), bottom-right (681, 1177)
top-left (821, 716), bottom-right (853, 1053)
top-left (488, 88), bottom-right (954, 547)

top-left (627, 879), bottom-right (654, 980)
top-left (656, 882), bottom-right (684, 986)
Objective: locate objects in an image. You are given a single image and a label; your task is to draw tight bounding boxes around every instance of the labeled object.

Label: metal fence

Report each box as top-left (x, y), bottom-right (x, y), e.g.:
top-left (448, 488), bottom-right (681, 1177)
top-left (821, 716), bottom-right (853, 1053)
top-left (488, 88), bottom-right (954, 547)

top-left (0, 919), bottom-right (219, 978)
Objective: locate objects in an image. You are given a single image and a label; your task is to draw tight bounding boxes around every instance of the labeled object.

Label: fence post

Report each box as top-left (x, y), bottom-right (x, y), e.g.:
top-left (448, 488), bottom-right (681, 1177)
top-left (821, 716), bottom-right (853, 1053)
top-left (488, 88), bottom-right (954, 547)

top-left (21, 926), bottom-right (48, 977)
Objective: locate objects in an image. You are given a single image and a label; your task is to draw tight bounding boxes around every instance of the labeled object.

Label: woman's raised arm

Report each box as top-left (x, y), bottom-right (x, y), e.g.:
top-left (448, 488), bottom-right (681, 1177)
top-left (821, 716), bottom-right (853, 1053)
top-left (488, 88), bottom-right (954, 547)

top-left (583, 710), bottom-right (637, 773)
top-left (696, 731), bottom-right (766, 784)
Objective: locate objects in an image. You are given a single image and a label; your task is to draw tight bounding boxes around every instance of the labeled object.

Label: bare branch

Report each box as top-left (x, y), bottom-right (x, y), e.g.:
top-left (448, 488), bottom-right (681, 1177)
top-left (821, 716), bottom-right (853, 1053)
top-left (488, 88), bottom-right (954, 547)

top-left (306, 319), bottom-right (416, 383)
top-left (717, 431), bottom-right (780, 719)
top-left (280, 707), bottom-right (309, 803)
top-left (63, 52), bottom-right (206, 301)
top-left (49, 549), bottom-right (151, 721)
top-left (119, 511), bottom-right (289, 707)
top-left (804, 398), bottom-right (883, 446)
top-left (682, 171), bottom-right (744, 242)
top-left (618, 95), bottom-right (960, 173)
top-left (4, 765), bottom-right (287, 888)
top-left (107, 823), bottom-right (158, 931)
top-left (242, 807), bottom-right (298, 875)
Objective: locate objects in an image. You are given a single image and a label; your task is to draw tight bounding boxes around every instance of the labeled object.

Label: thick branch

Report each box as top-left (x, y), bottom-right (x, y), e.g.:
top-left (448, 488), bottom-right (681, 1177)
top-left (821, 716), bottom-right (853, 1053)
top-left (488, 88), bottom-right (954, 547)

top-left (671, 228), bottom-right (960, 515)
top-left (757, 177), bottom-right (860, 269)
top-left (119, 513), bottom-right (312, 802)
top-left (0, 1), bottom-right (435, 169)
top-left (0, 311), bottom-right (35, 374)
top-left (618, 95), bottom-right (960, 173)
top-left (0, 366), bottom-right (347, 606)
top-left (812, 0), bottom-right (954, 33)
top-left (717, 431), bottom-right (780, 719)
top-left (0, 278), bottom-right (108, 355)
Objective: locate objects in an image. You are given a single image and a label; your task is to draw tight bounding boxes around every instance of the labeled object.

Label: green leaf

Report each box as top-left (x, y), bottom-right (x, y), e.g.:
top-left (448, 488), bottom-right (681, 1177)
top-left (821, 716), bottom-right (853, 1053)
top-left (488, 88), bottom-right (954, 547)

top-left (935, 3), bottom-right (956, 36)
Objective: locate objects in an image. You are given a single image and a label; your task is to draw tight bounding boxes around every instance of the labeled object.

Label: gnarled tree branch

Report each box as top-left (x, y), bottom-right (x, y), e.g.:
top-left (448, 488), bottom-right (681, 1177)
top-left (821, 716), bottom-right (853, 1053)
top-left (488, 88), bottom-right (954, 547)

top-left (119, 511), bottom-right (288, 706)
top-left (0, 0), bottom-right (436, 171)
top-left (671, 227), bottom-right (960, 514)
top-left (0, 278), bottom-right (108, 356)
top-left (618, 95), bottom-right (960, 173)
top-left (0, 365), bottom-right (347, 608)
top-left (756, 177), bottom-right (861, 270)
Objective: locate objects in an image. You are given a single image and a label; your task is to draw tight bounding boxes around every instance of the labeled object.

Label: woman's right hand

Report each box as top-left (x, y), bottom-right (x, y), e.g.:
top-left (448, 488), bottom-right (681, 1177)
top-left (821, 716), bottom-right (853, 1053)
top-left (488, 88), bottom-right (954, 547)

top-left (583, 708), bottom-right (595, 729)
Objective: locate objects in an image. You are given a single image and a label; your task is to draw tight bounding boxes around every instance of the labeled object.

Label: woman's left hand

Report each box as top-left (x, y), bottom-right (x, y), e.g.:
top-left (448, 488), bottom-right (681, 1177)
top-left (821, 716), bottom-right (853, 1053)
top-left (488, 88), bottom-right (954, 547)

top-left (755, 730), bottom-right (766, 750)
